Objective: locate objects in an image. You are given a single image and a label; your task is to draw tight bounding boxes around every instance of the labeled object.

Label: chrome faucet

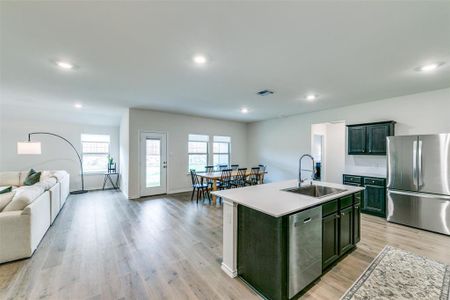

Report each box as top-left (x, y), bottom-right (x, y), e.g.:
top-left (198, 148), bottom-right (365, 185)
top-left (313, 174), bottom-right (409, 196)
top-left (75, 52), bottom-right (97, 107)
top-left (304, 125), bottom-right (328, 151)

top-left (298, 154), bottom-right (315, 187)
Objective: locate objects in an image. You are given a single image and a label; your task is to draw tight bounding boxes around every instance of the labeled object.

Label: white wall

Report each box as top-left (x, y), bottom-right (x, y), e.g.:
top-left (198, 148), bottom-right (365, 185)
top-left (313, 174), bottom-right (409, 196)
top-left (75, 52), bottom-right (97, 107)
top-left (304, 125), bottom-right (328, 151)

top-left (0, 118), bottom-right (119, 191)
top-left (248, 88), bottom-right (450, 183)
top-left (325, 122), bottom-right (345, 183)
top-left (119, 110), bottom-right (130, 197)
top-left (126, 108), bottom-right (248, 199)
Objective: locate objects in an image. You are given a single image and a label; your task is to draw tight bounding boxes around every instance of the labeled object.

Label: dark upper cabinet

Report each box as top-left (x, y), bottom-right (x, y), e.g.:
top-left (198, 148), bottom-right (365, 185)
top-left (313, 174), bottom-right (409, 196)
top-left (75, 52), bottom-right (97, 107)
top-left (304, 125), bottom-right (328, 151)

top-left (348, 126), bottom-right (367, 154)
top-left (347, 121), bottom-right (395, 155)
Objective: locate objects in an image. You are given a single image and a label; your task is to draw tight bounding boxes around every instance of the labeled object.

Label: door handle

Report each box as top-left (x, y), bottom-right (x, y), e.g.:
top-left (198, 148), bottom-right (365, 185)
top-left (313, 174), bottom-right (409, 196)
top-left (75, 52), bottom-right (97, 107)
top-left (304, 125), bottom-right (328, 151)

top-left (413, 140), bottom-right (418, 189)
top-left (418, 140), bottom-right (423, 188)
top-left (303, 217), bottom-right (312, 224)
top-left (389, 189), bottom-right (450, 200)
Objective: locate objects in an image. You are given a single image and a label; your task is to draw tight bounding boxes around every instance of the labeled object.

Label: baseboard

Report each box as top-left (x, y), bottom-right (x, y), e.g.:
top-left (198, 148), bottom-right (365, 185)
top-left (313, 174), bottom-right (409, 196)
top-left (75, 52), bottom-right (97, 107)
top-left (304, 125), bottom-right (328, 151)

top-left (168, 188), bottom-right (191, 194)
top-left (221, 262), bottom-right (238, 278)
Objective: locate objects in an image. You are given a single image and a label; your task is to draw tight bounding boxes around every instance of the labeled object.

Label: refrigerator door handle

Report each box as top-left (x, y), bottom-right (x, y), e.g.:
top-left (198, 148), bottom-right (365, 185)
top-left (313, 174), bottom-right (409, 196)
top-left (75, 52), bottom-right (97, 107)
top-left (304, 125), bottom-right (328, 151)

top-left (412, 140), bottom-right (418, 189)
top-left (389, 189), bottom-right (450, 200)
top-left (418, 140), bottom-right (423, 188)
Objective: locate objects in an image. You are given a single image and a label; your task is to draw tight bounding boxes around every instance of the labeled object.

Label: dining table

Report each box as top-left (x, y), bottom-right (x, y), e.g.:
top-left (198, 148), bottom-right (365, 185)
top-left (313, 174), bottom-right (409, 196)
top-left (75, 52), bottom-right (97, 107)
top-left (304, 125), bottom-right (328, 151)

top-left (196, 169), bottom-right (267, 205)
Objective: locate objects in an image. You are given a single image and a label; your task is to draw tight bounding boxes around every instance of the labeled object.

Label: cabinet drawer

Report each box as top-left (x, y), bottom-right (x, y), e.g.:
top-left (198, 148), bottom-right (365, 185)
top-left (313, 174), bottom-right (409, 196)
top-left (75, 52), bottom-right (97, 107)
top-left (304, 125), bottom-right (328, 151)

top-left (322, 200), bottom-right (338, 217)
top-left (343, 175), bottom-right (362, 185)
top-left (354, 191), bottom-right (362, 205)
top-left (363, 177), bottom-right (385, 187)
top-left (339, 195), bottom-right (353, 209)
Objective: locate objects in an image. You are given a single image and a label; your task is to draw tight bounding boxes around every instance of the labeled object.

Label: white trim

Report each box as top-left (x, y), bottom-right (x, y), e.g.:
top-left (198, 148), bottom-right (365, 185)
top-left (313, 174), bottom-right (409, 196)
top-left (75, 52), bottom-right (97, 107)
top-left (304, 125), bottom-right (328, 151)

top-left (221, 262), bottom-right (238, 278)
top-left (222, 198), bottom-right (238, 278)
top-left (168, 188), bottom-right (191, 194)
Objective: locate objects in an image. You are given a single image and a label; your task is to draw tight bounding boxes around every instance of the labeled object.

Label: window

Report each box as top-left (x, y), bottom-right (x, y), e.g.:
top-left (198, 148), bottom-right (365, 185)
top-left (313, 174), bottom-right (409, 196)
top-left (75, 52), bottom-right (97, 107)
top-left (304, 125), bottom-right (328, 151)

top-left (188, 134), bottom-right (209, 172)
top-left (213, 136), bottom-right (231, 166)
top-left (81, 134), bottom-right (110, 173)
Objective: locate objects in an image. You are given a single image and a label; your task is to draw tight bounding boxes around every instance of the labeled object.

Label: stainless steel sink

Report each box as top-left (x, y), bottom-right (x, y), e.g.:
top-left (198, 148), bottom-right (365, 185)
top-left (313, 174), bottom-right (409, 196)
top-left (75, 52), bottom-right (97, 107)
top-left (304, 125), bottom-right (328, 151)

top-left (282, 185), bottom-right (346, 198)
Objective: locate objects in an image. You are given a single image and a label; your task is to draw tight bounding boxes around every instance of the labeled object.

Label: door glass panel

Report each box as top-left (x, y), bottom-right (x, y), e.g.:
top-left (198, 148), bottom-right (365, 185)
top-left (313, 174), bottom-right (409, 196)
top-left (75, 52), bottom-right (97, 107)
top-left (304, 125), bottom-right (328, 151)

top-left (146, 139), bottom-right (161, 187)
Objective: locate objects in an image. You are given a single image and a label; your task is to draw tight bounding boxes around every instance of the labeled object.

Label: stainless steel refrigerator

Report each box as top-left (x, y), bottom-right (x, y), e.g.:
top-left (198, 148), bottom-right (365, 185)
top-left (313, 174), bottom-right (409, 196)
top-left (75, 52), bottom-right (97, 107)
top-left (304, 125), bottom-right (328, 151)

top-left (387, 134), bottom-right (450, 235)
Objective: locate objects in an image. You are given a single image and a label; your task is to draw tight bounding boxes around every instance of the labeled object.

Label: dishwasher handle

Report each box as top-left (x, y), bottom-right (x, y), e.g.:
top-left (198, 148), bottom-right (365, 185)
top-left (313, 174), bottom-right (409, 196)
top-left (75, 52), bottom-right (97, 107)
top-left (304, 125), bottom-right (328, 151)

top-left (293, 215), bottom-right (319, 227)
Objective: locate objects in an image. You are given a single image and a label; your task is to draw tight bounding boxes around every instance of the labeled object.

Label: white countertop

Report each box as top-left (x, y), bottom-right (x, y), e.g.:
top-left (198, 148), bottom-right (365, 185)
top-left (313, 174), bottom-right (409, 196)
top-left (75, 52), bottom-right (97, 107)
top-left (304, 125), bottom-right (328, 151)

top-left (212, 180), bottom-right (364, 217)
top-left (344, 172), bottom-right (386, 178)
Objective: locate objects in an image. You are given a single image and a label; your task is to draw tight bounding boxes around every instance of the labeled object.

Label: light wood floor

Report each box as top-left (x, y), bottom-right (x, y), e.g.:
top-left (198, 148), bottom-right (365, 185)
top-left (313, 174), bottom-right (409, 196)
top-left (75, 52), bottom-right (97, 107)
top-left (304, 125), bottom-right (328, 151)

top-left (1, 190), bottom-right (449, 300)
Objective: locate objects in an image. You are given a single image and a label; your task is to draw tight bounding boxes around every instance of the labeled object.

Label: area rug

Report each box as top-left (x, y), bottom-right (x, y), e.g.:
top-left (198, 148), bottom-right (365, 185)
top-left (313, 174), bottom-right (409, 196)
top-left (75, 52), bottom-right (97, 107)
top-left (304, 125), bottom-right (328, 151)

top-left (341, 246), bottom-right (450, 300)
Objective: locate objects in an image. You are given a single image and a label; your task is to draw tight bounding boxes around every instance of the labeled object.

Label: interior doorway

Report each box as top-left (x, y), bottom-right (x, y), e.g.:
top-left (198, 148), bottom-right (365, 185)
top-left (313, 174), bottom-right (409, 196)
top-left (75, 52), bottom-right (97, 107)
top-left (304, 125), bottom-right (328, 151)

top-left (311, 121), bottom-right (346, 184)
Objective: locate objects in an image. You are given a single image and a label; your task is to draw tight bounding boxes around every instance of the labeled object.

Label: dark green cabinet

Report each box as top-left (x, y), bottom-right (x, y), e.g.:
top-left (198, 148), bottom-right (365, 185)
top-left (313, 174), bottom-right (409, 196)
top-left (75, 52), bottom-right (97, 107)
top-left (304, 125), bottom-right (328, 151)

top-left (343, 175), bottom-right (387, 218)
top-left (339, 205), bottom-right (354, 255)
top-left (238, 192), bottom-right (362, 299)
top-left (347, 121), bottom-right (395, 155)
top-left (238, 205), bottom-right (287, 300)
top-left (322, 193), bottom-right (361, 271)
top-left (348, 126), bottom-right (367, 154)
top-left (364, 185), bottom-right (386, 217)
top-left (367, 123), bottom-right (391, 154)
top-left (353, 192), bottom-right (361, 244)
top-left (322, 213), bottom-right (339, 270)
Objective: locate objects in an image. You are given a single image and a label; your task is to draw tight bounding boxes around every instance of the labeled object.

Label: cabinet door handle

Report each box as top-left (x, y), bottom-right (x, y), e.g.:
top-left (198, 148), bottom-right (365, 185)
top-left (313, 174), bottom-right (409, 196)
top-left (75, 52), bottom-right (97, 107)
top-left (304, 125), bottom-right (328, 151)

top-left (303, 217), bottom-right (312, 224)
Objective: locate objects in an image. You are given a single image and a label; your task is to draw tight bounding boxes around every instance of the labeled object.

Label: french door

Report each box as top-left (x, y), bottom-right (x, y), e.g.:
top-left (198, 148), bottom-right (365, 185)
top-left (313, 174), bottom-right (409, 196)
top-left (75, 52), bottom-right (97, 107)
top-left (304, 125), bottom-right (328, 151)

top-left (140, 132), bottom-right (167, 196)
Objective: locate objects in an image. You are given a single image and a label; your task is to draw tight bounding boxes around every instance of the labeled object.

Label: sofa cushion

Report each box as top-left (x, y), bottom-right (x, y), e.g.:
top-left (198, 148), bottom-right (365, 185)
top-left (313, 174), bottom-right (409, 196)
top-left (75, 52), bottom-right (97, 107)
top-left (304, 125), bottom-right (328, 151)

top-left (24, 169), bottom-right (41, 186)
top-left (3, 185), bottom-right (45, 211)
top-left (0, 191), bottom-right (15, 212)
top-left (35, 177), bottom-right (57, 190)
top-left (0, 186), bottom-right (12, 194)
top-left (0, 172), bottom-right (20, 187)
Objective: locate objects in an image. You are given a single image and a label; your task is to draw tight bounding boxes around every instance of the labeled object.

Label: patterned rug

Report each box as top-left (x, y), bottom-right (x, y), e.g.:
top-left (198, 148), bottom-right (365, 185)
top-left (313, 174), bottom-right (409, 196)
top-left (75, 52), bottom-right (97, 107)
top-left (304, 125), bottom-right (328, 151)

top-left (341, 246), bottom-right (450, 300)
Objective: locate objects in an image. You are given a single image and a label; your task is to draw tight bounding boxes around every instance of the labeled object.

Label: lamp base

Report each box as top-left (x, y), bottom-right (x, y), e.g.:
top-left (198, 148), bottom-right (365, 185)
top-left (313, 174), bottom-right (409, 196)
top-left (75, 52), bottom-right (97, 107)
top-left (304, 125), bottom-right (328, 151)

top-left (70, 190), bottom-right (88, 195)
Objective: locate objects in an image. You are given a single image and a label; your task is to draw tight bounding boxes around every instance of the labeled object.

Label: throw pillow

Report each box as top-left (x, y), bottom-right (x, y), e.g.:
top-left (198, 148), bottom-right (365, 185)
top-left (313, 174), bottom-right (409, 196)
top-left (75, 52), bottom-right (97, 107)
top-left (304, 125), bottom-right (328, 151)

top-left (24, 169), bottom-right (41, 186)
top-left (0, 186), bottom-right (12, 194)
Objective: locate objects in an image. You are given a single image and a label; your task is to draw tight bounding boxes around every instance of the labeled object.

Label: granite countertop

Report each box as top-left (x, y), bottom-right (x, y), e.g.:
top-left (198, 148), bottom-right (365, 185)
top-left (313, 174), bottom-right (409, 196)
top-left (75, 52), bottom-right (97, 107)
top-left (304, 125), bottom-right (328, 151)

top-left (212, 180), bottom-right (364, 217)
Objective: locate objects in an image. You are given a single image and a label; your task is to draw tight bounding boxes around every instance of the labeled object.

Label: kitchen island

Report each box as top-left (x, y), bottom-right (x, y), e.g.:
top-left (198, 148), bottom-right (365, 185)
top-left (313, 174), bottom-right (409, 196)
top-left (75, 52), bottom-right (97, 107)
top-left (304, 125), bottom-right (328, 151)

top-left (212, 180), bottom-right (364, 300)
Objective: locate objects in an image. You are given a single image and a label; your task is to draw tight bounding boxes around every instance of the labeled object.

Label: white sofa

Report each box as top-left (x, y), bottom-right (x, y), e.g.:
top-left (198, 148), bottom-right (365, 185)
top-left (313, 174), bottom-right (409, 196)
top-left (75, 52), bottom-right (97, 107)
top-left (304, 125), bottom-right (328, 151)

top-left (0, 170), bottom-right (70, 264)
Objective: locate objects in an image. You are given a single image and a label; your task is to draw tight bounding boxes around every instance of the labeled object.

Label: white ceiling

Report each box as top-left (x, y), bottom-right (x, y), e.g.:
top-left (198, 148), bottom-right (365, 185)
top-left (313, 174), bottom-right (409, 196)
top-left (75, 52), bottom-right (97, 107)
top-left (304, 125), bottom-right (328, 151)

top-left (1, 1), bottom-right (450, 124)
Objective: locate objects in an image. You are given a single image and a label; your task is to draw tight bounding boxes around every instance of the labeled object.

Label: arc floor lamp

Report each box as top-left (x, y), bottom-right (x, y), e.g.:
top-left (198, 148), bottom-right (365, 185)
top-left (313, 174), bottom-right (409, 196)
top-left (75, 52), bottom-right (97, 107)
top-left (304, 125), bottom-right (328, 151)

top-left (17, 132), bottom-right (88, 194)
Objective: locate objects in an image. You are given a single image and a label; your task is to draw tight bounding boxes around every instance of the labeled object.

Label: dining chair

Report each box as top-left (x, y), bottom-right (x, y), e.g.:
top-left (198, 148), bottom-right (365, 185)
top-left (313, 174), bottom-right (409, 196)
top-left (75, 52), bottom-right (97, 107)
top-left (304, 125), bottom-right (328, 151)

top-left (204, 165), bottom-right (214, 187)
top-left (246, 167), bottom-right (261, 186)
top-left (258, 164), bottom-right (267, 184)
top-left (230, 164), bottom-right (239, 170)
top-left (232, 168), bottom-right (247, 187)
top-left (190, 169), bottom-right (211, 204)
top-left (219, 164), bottom-right (228, 171)
top-left (217, 169), bottom-right (233, 190)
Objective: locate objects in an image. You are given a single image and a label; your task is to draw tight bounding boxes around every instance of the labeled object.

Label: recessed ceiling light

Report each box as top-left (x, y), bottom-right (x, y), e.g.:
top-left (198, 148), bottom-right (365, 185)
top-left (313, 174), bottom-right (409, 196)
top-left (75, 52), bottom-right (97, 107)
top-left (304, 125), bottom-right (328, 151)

top-left (193, 55), bottom-right (207, 65)
top-left (306, 94), bottom-right (318, 101)
top-left (415, 62), bottom-right (445, 72)
top-left (56, 61), bottom-right (74, 70)
top-left (240, 107), bottom-right (249, 114)
top-left (74, 103), bottom-right (83, 109)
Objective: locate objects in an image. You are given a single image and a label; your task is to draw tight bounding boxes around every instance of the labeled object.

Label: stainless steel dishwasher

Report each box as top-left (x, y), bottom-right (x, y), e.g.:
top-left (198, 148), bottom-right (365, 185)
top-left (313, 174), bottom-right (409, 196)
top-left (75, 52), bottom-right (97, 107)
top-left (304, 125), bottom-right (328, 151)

top-left (288, 206), bottom-right (322, 298)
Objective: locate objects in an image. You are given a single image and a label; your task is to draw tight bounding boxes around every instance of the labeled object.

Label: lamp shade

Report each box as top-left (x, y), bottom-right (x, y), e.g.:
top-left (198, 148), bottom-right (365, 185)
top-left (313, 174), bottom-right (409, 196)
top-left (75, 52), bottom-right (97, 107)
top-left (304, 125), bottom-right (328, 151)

top-left (17, 142), bottom-right (42, 155)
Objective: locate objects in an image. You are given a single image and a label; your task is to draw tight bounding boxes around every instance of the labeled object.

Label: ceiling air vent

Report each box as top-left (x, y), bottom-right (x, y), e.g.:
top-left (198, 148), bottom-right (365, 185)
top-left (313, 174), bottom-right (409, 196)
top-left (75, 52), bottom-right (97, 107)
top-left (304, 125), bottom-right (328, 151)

top-left (257, 89), bottom-right (274, 96)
